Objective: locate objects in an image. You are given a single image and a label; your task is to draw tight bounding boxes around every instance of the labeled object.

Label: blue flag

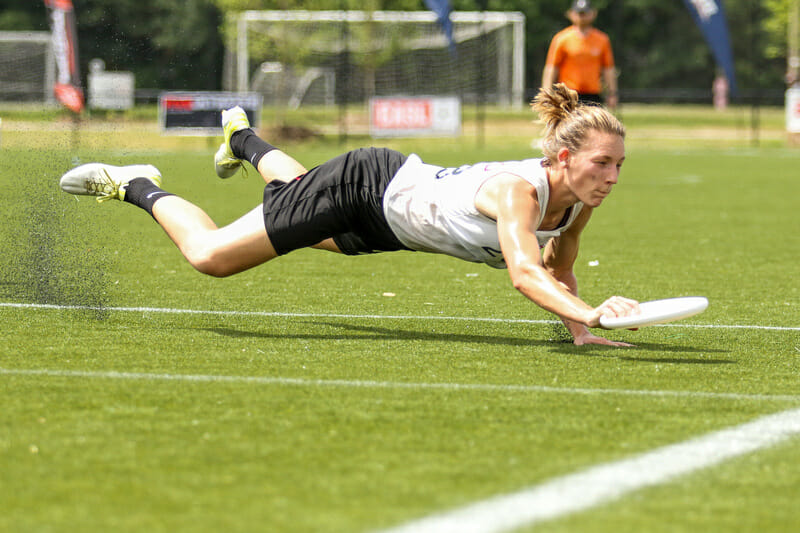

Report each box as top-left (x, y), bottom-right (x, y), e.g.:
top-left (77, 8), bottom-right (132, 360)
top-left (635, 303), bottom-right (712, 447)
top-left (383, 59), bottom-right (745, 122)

top-left (683, 0), bottom-right (738, 96)
top-left (424, 0), bottom-right (455, 54)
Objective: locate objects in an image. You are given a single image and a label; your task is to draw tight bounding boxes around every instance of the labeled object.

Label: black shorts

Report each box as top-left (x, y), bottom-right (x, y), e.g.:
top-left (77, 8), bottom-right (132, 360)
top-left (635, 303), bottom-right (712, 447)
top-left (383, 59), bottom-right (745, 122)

top-left (578, 93), bottom-right (603, 105)
top-left (262, 147), bottom-right (411, 256)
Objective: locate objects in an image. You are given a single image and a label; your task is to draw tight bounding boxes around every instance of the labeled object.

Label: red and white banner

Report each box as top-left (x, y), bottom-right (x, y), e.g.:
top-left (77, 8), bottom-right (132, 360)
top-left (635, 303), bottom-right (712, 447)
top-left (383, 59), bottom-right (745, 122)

top-left (45, 0), bottom-right (84, 113)
top-left (370, 97), bottom-right (460, 138)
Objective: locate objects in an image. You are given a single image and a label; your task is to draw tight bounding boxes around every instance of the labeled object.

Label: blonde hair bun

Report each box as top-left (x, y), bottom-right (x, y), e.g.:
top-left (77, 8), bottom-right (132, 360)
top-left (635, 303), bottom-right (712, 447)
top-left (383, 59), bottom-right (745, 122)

top-left (531, 83), bottom-right (625, 164)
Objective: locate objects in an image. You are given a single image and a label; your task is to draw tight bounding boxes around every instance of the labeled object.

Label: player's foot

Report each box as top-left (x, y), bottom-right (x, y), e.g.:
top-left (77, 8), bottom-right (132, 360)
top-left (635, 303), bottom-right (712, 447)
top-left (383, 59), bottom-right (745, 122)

top-left (59, 163), bottom-right (162, 202)
top-left (214, 105), bottom-right (251, 178)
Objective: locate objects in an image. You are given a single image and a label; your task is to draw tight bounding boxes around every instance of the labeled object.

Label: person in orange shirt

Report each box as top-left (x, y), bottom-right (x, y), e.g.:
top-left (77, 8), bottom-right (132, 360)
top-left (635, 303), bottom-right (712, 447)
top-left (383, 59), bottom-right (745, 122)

top-left (542, 0), bottom-right (618, 109)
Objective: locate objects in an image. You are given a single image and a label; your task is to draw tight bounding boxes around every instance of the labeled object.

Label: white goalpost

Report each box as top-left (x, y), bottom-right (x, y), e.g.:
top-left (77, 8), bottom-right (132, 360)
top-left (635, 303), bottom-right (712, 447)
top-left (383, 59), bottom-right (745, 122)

top-left (224, 10), bottom-right (526, 111)
top-left (0, 31), bottom-right (56, 105)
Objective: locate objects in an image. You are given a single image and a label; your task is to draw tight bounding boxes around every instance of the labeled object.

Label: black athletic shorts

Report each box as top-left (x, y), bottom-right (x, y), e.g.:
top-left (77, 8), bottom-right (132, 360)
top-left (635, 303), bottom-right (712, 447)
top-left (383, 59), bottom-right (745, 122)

top-left (578, 93), bottom-right (603, 105)
top-left (262, 147), bottom-right (411, 256)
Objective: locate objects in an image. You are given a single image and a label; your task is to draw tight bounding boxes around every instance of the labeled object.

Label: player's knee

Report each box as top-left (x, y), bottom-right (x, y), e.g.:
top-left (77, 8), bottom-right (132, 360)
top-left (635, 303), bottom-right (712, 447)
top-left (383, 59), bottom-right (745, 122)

top-left (184, 244), bottom-right (235, 278)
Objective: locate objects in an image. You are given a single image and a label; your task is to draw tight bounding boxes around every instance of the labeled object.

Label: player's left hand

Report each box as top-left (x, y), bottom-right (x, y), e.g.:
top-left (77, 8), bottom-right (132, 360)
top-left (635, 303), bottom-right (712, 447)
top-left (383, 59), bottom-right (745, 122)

top-left (572, 331), bottom-right (635, 348)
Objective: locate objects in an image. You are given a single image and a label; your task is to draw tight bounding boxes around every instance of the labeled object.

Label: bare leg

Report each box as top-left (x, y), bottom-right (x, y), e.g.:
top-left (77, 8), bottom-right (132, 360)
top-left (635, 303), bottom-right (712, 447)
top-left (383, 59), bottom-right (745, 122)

top-left (151, 196), bottom-right (276, 277)
top-left (256, 150), bottom-right (308, 184)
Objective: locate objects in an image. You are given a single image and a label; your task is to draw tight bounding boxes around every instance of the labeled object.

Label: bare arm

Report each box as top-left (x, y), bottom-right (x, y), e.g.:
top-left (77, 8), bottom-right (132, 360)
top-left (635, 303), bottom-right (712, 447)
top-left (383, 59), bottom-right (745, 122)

top-left (489, 176), bottom-right (636, 345)
top-left (541, 209), bottom-right (633, 346)
top-left (603, 67), bottom-right (618, 110)
top-left (493, 176), bottom-right (596, 325)
top-left (541, 209), bottom-right (591, 340)
top-left (542, 65), bottom-right (559, 89)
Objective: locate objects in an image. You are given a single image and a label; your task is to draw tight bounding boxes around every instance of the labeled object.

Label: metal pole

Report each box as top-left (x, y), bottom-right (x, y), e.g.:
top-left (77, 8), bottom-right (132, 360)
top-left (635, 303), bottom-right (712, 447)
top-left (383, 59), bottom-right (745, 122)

top-left (237, 13), bottom-right (248, 92)
top-left (476, 0), bottom-right (488, 148)
top-left (789, 0), bottom-right (799, 86)
top-left (750, 0), bottom-right (761, 147)
top-left (339, 5), bottom-right (349, 145)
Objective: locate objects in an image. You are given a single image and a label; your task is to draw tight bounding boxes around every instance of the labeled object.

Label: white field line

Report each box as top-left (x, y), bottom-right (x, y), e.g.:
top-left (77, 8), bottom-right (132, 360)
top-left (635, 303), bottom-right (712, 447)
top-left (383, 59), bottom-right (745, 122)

top-left (1, 368), bottom-right (799, 403)
top-left (1, 301), bottom-right (798, 331)
top-left (379, 406), bottom-right (800, 533)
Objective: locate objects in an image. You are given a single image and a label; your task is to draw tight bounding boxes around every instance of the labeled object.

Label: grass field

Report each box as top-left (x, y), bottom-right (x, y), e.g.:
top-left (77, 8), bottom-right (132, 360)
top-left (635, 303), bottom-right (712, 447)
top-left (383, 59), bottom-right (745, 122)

top-left (1, 106), bottom-right (799, 532)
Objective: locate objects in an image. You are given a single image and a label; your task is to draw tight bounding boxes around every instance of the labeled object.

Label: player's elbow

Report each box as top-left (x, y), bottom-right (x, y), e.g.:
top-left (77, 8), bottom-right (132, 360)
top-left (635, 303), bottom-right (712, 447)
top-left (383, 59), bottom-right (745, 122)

top-left (509, 263), bottom-right (541, 293)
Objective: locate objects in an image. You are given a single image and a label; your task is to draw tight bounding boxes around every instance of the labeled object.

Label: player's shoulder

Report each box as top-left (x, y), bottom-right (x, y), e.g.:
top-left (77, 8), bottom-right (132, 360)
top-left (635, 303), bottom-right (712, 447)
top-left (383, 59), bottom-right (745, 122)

top-left (589, 27), bottom-right (611, 42)
top-left (551, 26), bottom-right (576, 43)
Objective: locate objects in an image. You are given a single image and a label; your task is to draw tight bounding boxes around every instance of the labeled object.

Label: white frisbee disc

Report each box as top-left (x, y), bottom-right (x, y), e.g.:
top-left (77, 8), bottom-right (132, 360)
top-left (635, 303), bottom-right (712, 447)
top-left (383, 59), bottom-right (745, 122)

top-left (599, 296), bottom-right (709, 330)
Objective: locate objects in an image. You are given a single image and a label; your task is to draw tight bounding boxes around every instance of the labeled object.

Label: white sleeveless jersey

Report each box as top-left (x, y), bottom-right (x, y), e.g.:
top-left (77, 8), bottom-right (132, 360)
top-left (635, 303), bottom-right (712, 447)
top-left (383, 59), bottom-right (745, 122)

top-left (382, 154), bottom-right (584, 269)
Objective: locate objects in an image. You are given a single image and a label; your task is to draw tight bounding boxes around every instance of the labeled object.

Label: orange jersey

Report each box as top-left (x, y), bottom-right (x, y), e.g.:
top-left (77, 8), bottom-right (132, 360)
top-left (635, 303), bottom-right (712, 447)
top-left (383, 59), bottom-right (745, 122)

top-left (545, 26), bottom-right (614, 94)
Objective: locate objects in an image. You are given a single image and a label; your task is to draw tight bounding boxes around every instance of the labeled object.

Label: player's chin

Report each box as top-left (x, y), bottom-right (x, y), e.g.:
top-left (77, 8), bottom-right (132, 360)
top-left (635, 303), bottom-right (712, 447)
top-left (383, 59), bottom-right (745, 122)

top-left (591, 193), bottom-right (611, 207)
top-left (583, 198), bottom-right (604, 209)
top-left (583, 193), bottom-right (608, 208)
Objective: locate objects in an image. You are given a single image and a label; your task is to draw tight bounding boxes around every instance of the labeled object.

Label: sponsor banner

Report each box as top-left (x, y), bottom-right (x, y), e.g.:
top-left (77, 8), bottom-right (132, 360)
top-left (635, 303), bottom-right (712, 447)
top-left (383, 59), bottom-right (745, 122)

top-left (45, 0), bottom-right (84, 113)
top-left (370, 96), bottom-right (460, 138)
top-left (159, 92), bottom-right (262, 135)
top-left (683, 0), bottom-right (737, 95)
top-left (89, 71), bottom-right (135, 110)
top-left (787, 88), bottom-right (800, 133)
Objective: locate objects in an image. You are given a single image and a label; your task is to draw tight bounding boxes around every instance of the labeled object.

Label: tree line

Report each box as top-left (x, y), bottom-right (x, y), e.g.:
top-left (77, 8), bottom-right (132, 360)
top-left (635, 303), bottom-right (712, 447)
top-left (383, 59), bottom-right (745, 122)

top-left (1, 0), bottom-right (791, 101)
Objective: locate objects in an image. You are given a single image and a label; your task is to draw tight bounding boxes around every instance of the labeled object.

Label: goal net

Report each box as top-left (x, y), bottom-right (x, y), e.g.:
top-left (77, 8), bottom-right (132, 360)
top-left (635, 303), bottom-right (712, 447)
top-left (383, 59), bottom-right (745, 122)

top-left (223, 10), bottom-right (525, 111)
top-left (0, 31), bottom-right (55, 104)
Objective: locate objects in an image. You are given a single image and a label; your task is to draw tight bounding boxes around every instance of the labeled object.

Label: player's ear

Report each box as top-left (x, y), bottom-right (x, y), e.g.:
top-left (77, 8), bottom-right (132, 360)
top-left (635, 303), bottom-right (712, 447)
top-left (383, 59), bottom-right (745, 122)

top-left (557, 147), bottom-right (571, 165)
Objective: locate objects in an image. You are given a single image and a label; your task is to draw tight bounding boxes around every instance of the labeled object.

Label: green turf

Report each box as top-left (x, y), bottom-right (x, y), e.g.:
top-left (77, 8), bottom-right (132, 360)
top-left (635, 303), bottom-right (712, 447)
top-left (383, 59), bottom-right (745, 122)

top-left (1, 123), bottom-right (799, 532)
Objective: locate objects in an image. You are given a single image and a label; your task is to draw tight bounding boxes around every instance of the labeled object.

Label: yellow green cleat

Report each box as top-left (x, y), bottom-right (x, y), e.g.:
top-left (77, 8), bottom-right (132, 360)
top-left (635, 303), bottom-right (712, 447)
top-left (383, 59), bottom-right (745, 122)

top-left (214, 106), bottom-right (251, 178)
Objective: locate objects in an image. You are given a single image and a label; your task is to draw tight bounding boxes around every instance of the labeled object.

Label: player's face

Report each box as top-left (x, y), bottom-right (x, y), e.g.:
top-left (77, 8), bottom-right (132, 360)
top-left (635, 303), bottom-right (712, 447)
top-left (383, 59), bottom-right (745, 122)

top-left (564, 130), bottom-right (625, 208)
top-left (568, 9), bottom-right (597, 27)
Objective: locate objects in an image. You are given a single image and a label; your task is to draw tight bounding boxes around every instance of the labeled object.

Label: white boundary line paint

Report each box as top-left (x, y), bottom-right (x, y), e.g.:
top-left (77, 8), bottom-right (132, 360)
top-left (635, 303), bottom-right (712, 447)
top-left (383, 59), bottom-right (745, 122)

top-left (1, 301), bottom-right (798, 332)
top-left (379, 407), bottom-right (800, 533)
top-left (2, 368), bottom-right (800, 403)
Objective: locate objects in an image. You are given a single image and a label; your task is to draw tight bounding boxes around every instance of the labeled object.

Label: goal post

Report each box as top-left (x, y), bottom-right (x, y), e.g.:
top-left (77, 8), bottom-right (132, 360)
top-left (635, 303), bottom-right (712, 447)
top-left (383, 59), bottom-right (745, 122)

top-left (224, 10), bottom-right (525, 111)
top-left (0, 31), bottom-right (56, 105)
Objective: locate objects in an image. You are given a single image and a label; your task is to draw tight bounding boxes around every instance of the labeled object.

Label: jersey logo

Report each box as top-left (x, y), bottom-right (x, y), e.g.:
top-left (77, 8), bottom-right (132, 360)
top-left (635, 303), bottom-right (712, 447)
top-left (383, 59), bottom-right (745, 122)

top-left (435, 165), bottom-right (471, 179)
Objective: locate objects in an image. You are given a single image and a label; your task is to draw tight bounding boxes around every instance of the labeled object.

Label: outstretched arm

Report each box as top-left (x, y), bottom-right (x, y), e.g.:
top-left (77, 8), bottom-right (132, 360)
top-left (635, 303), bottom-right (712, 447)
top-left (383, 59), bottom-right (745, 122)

top-left (541, 209), bottom-right (634, 346)
top-left (491, 176), bottom-right (637, 346)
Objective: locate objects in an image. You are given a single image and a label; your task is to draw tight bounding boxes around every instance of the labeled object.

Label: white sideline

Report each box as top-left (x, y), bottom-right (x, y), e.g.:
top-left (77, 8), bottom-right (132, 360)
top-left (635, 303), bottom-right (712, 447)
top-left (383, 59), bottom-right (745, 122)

top-left (1, 368), bottom-right (799, 403)
top-left (1, 301), bottom-right (798, 331)
top-left (379, 407), bottom-right (800, 533)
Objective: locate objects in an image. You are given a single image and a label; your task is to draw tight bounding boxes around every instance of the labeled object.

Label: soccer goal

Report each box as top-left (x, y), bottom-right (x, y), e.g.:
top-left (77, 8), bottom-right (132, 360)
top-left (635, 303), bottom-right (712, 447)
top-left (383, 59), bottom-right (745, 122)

top-left (223, 10), bottom-right (525, 110)
top-left (0, 31), bottom-right (55, 105)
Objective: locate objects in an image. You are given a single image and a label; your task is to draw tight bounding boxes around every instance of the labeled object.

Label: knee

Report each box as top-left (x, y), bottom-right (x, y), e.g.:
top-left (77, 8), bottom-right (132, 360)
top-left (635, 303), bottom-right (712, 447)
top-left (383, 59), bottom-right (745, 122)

top-left (184, 245), bottom-right (236, 278)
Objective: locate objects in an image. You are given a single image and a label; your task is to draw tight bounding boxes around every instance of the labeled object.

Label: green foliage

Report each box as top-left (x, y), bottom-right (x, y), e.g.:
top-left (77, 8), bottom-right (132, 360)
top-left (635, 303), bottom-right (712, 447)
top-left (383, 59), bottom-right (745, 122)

top-left (212, 0), bottom-right (421, 10)
top-left (763, 0), bottom-right (790, 59)
top-left (0, 0), bottom-right (225, 90)
top-left (0, 0), bottom-right (792, 94)
top-left (76, 0), bottom-right (226, 90)
top-left (0, 6), bottom-right (47, 32)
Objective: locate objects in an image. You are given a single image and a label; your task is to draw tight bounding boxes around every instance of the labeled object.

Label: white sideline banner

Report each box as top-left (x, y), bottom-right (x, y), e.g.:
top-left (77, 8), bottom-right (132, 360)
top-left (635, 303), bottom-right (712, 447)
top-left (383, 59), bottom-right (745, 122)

top-left (370, 96), bottom-right (460, 138)
top-left (88, 71), bottom-right (135, 110)
top-left (787, 88), bottom-right (800, 133)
